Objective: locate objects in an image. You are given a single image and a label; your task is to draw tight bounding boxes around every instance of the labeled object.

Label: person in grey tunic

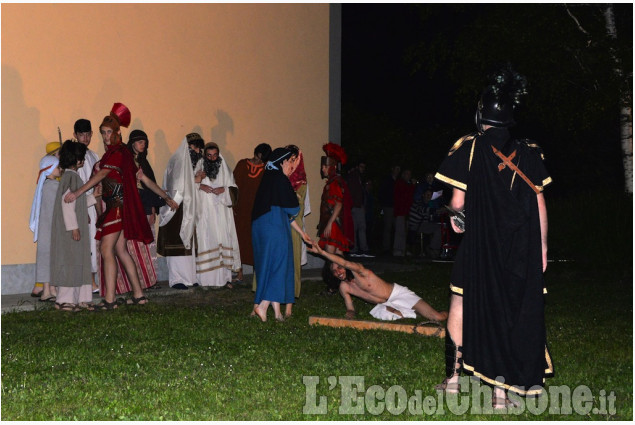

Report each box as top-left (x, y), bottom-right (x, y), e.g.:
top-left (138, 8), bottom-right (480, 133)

top-left (50, 141), bottom-right (94, 311)
top-left (29, 141), bottom-right (62, 302)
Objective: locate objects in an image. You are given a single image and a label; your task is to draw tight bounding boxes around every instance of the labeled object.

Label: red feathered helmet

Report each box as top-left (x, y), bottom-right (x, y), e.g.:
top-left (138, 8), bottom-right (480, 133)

top-left (110, 102), bottom-right (131, 128)
top-left (99, 102), bottom-right (131, 145)
top-left (322, 142), bottom-right (347, 165)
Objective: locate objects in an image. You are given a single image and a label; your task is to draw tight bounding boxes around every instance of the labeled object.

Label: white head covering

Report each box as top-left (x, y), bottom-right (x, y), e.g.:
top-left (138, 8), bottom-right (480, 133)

top-left (29, 155), bottom-right (59, 242)
top-left (207, 151), bottom-right (236, 187)
top-left (158, 137), bottom-right (197, 249)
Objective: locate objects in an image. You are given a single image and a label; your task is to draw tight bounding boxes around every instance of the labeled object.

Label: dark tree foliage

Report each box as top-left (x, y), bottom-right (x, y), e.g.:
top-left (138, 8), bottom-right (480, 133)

top-left (342, 4), bottom-right (632, 197)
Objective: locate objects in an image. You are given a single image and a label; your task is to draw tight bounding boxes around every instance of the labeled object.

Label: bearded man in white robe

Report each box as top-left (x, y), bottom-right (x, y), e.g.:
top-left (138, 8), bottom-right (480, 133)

top-left (158, 133), bottom-right (203, 289)
top-left (194, 142), bottom-right (241, 287)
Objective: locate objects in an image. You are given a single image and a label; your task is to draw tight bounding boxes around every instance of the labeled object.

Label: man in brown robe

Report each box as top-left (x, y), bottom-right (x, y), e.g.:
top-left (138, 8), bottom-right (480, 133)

top-left (232, 143), bottom-right (271, 282)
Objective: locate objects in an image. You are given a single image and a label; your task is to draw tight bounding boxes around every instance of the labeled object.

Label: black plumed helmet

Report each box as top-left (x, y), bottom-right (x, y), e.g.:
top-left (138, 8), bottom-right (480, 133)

top-left (475, 64), bottom-right (528, 131)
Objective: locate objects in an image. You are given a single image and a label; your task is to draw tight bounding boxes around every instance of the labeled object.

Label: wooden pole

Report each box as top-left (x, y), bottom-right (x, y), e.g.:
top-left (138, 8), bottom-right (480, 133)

top-left (309, 316), bottom-right (445, 338)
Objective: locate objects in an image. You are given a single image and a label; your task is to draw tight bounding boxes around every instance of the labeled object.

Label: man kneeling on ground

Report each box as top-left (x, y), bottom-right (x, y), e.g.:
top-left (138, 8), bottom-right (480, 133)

top-left (309, 242), bottom-right (448, 322)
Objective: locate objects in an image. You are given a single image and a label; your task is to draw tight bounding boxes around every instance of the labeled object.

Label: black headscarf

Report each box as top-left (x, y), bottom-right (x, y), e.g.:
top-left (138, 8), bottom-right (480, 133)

top-left (251, 147), bottom-right (299, 221)
top-left (127, 130), bottom-right (155, 182)
top-left (126, 130), bottom-right (165, 212)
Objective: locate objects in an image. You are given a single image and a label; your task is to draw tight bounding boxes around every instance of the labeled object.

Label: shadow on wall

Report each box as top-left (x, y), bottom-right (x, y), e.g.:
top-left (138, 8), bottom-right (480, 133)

top-left (92, 79), bottom-right (124, 123)
top-left (2, 65), bottom-right (47, 294)
top-left (2, 65), bottom-right (48, 177)
top-left (127, 118), bottom-right (164, 173)
top-left (85, 82), bottom-right (129, 158)
top-left (128, 118), bottom-right (145, 143)
top-left (210, 109), bottom-right (235, 165)
top-left (153, 129), bottom-right (172, 179)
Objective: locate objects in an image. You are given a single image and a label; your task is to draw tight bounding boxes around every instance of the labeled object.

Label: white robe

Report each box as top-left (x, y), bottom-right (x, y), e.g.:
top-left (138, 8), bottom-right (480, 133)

top-left (78, 149), bottom-right (100, 273)
top-left (167, 255), bottom-right (197, 286)
top-left (159, 138), bottom-right (197, 248)
top-left (159, 138), bottom-right (198, 287)
top-left (194, 154), bottom-right (241, 286)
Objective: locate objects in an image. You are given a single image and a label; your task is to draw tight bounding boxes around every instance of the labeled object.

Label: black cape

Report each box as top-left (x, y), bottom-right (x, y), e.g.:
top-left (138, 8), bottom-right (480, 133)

top-left (127, 138), bottom-right (166, 215)
top-left (436, 127), bottom-right (554, 395)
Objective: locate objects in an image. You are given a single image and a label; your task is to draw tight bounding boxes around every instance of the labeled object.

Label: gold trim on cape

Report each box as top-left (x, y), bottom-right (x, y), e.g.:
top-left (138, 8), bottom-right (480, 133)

top-left (449, 283), bottom-right (463, 295)
top-left (447, 133), bottom-right (477, 157)
top-left (462, 361), bottom-right (547, 396)
top-left (435, 173), bottom-right (467, 191)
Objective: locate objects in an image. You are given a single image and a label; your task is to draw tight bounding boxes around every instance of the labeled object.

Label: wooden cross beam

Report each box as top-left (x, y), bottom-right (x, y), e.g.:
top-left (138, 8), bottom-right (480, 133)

top-left (309, 316), bottom-right (445, 338)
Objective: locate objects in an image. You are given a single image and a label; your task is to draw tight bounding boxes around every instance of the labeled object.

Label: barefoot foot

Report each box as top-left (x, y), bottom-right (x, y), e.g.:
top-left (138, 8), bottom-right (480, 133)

top-left (254, 306), bottom-right (267, 322)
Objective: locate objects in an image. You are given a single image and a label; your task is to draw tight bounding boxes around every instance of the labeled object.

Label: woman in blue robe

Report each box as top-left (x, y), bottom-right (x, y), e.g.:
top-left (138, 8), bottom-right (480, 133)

top-left (252, 147), bottom-right (312, 322)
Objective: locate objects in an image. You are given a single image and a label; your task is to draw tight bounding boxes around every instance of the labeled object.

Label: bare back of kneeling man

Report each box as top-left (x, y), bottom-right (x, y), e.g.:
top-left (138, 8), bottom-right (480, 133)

top-left (309, 243), bottom-right (448, 322)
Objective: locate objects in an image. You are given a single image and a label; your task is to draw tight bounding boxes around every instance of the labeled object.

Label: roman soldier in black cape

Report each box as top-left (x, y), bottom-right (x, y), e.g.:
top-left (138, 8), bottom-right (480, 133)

top-left (434, 65), bottom-right (553, 406)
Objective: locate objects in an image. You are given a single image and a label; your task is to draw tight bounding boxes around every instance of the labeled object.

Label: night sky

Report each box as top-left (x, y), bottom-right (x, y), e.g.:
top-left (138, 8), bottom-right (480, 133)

top-left (341, 4), bottom-right (633, 196)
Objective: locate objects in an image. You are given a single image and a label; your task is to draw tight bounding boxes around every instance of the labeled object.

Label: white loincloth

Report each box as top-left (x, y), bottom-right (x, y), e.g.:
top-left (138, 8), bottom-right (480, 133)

top-left (369, 283), bottom-right (421, 321)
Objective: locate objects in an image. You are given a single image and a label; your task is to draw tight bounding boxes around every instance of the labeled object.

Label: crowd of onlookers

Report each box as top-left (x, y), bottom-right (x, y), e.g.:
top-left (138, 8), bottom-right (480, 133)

top-left (341, 160), bottom-right (451, 260)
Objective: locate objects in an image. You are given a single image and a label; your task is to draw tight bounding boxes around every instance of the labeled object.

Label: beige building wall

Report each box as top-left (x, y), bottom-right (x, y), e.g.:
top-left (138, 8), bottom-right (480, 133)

top-left (2, 4), bottom-right (331, 289)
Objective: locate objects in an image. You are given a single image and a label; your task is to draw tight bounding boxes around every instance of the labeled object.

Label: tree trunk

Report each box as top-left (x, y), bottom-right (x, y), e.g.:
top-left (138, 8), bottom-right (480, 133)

top-left (604, 4), bottom-right (633, 193)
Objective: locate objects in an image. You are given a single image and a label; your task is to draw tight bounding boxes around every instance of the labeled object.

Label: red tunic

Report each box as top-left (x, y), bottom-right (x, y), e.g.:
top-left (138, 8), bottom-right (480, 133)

top-left (93, 143), bottom-right (156, 295)
top-left (318, 175), bottom-right (353, 252)
top-left (94, 143), bottom-right (153, 244)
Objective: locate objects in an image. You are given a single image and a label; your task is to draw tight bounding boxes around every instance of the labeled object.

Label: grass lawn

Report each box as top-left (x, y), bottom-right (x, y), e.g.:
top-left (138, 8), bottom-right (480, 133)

top-left (1, 258), bottom-right (632, 420)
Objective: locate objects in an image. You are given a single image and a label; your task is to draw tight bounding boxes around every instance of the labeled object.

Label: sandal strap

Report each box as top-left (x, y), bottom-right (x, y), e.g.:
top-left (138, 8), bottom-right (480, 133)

top-left (434, 377), bottom-right (461, 393)
top-left (127, 296), bottom-right (148, 305)
top-left (94, 300), bottom-right (118, 310)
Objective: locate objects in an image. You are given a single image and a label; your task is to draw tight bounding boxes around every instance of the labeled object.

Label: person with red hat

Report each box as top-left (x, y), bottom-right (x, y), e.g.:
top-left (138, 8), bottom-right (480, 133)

top-left (318, 143), bottom-right (354, 253)
top-left (64, 103), bottom-right (177, 309)
top-left (317, 142), bottom-right (354, 295)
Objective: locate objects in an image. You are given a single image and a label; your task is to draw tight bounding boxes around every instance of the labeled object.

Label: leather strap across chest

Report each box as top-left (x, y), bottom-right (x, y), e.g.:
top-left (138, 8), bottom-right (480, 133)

top-left (491, 145), bottom-right (540, 194)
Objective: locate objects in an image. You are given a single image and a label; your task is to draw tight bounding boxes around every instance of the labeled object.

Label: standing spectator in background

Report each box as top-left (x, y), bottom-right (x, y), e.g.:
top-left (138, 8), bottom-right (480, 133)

top-left (285, 144), bottom-right (310, 317)
top-left (157, 133), bottom-right (205, 290)
top-left (378, 164), bottom-right (401, 255)
top-left (74, 119), bottom-right (100, 293)
top-left (193, 142), bottom-right (241, 287)
top-left (251, 147), bottom-right (312, 322)
top-left (233, 143), bottom-right (271, 284)
top-left (408, 189), bottom-right (442, 258)
top-left (363, 180), bottom-right (376, 252)
top-left (421, 172), bottom-right (438, 193)
top-left (413, 172), bottom-right (432, 205)
top-left (346, 159), bottom-right (373, 258)
top-left (29, 141), bottom-right (62, 301)
top-left (50, 141), bottom-right (94, 311)
top-left (393, 168), bottom-right (415, 257)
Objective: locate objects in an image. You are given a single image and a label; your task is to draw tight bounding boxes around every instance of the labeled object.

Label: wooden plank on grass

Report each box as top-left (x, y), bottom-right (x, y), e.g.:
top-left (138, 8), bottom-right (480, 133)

top-left (309, 316), bottom-right (445, 338)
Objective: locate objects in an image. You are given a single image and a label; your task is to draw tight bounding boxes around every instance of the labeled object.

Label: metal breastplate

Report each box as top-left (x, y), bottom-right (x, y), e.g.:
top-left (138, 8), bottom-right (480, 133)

top-left (102, 177), bottom-right (123, 209)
